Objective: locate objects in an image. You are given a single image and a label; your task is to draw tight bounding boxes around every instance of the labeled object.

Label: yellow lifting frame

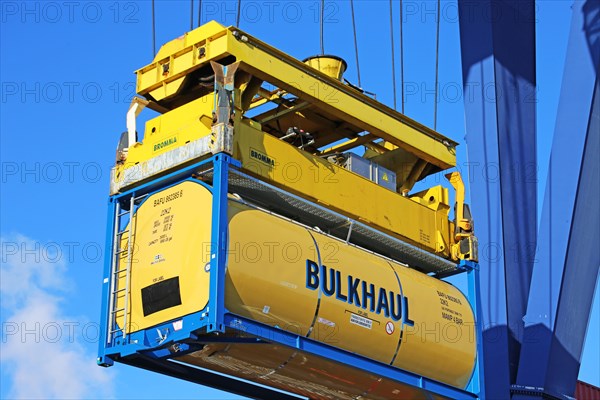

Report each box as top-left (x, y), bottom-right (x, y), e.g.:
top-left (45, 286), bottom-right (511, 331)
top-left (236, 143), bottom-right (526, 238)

top-left (135, 22), bottom-right (458, 171)
top-left (124, 21), bottom-right (478, 264)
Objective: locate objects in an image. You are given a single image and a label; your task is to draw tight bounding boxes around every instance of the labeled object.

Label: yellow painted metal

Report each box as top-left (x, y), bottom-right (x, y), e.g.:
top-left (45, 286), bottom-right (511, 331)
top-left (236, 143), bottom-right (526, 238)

top-left (113, 101), bottom-right (473, 263)
top-left (445, 172), bottom-right (477, 260)
top-left (136, 21), bottom-right (228, 102)
top-left (306, 234), bottom-right (476, 389)
top-left (244, 87), bottom-right (286, 111)
top-left (117, 21), bottom-right (477, 268)
top-left (113, 93), bottom-right (214, 184)
top-left (126, 181), bottom-right (476, 388)
top-left (447, 171), bottom-right (470, 235)
top-left (115, 181), bottom-right (212, 333)
top-left (134, 22), bottom-right (457, 170)
top-left (225, 201), bottom-right (320, 335)
top-left (225, 31), bottom-right (456, 169)
top-left (304, 55), bottom-right (348, 80)
top-left (319, 133), bottom-right (377, 156)
top-left (232, 122), bottom-right (455, 259)
top-left (390, 263), bottom-right (476, 388)
top-left (307, 234), bottom-right (401, 364)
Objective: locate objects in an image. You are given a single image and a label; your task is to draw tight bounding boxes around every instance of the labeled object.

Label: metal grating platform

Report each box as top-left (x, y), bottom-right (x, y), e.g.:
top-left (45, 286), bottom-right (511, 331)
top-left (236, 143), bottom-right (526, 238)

top-left (201, 167), bottom-right (460, 277)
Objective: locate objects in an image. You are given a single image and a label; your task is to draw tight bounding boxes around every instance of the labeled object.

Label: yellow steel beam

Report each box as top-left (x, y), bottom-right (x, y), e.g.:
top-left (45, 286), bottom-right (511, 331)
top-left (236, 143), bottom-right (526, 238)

top-left (248, 87), bottom-right (284, 109)
top-left (135, 23), bottom-right (457, 170)
top-left (258, 101), bottom-right (311, 124)
top-left (365, 141), bottom-right (390, 155)
top-left (223, 29), bottom-right (457, 170)
top-left (319, 133), bottom-right (376, 156)
top-left (135, 22), bottom-right (230, 101)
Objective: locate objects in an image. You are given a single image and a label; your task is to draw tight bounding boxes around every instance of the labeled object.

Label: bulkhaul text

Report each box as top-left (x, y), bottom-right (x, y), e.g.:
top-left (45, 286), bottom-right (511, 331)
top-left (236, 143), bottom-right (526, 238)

top-left (305, 259), bottom-right (414, 326)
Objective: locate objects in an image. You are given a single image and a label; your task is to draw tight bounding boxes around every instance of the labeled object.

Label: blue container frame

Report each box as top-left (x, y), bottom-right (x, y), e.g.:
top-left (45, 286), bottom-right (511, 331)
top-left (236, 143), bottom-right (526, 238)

top-left (97, 153), bottom-right (484, 400)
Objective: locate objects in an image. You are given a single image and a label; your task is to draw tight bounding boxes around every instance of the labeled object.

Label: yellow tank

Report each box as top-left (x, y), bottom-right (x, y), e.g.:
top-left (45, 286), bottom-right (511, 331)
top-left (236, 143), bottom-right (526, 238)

top-left (116, 180), bottom-right (476, 389)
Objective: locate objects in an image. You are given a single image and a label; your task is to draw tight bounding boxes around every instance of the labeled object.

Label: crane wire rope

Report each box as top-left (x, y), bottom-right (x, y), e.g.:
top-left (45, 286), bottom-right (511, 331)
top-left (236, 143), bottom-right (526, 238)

top-left (389, 0), bottom-right (397, 110)
top-left (197, 0), bottom-right (202, 27)
top-left (236, 0), bottom-right (241, 27)
top-left (190, 0), bottom-right (194, 31)
top-left (320, 0), bottom-right (325, 55)
top-left (399, 0), bottom-right (405, 114)
top-left (350, 0), bottom-right (361, 87)
top-left (151, 0), bottom-right (156, 56)
top-left (434, 0), bottom-right (441, 130)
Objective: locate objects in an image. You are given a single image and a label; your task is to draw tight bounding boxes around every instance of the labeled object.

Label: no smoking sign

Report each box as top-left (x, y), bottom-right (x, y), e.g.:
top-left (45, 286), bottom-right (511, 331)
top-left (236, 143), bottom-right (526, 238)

top-left (385, 321), bottom-right (395, 335)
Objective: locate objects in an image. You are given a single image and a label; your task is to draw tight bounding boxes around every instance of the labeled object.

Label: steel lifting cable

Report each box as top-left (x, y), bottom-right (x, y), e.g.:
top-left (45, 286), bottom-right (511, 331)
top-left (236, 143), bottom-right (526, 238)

top-left (399, 0), bottom-right (405, 114)
top-left (236, 0), bottom-right (241, 27)
top-left (389, 0), bottom-right (397, 110)
top-left (190, 0), bottom-right (194, 30)
top-left (151, 0), bottom-right (156, 56)
top-left (434, 0), bottom-right (441, 130)
top-left (350, 0), bottom-right (361, 87)
top-left (197, 0), bottom-right (202, 27)
top-left (320, 0), bottom-right (325, 55)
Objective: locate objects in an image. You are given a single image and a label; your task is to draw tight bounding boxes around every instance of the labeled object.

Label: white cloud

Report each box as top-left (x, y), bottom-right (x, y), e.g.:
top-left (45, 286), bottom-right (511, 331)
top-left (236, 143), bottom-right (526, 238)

top-left (1, 234), bottom-right (114, 399)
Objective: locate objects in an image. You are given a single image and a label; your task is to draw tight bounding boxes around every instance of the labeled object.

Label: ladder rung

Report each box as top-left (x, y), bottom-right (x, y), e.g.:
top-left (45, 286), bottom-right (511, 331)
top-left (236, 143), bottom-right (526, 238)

top-left (109, 197), bottom-right (136, 343)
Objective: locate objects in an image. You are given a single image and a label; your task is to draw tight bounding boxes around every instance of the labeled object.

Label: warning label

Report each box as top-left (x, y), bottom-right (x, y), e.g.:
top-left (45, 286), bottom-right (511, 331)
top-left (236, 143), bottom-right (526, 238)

top-left (350, 313), bottom-right (372, 330)
top-left (385, 321), bottom-right (395, 335)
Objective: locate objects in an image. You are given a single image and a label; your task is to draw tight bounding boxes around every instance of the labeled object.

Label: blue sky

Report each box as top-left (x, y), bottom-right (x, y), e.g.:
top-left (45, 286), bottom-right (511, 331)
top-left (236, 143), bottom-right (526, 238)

top-left (0, 1), bottom-right (598, 399)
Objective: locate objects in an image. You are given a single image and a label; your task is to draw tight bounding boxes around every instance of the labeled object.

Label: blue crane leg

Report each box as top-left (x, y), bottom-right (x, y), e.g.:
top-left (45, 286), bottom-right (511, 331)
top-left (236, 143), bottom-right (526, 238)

top-left (458, 1), bottom-right (537, 397)
top-left (515, 1), bottom-right (600, 396)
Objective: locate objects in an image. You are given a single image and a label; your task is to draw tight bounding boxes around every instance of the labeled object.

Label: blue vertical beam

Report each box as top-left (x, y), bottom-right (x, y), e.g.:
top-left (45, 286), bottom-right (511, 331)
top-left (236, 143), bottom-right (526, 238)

top-left (490, 3), bottom-right (537, 376)
top-left (546, 92), bottom-right (599, 395)
top-left (207, 154), bottom-right (231, 333)
top-left (464, 262), bottom-right (486, 397)
top-left (97, 197), bottom-right (117, 366)
top-left (458, 0), bottom-right (537, 397)
top-left (458, 3), bottom-right (511, 393)
top-left (515, 0), bottom-right (600, 396)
